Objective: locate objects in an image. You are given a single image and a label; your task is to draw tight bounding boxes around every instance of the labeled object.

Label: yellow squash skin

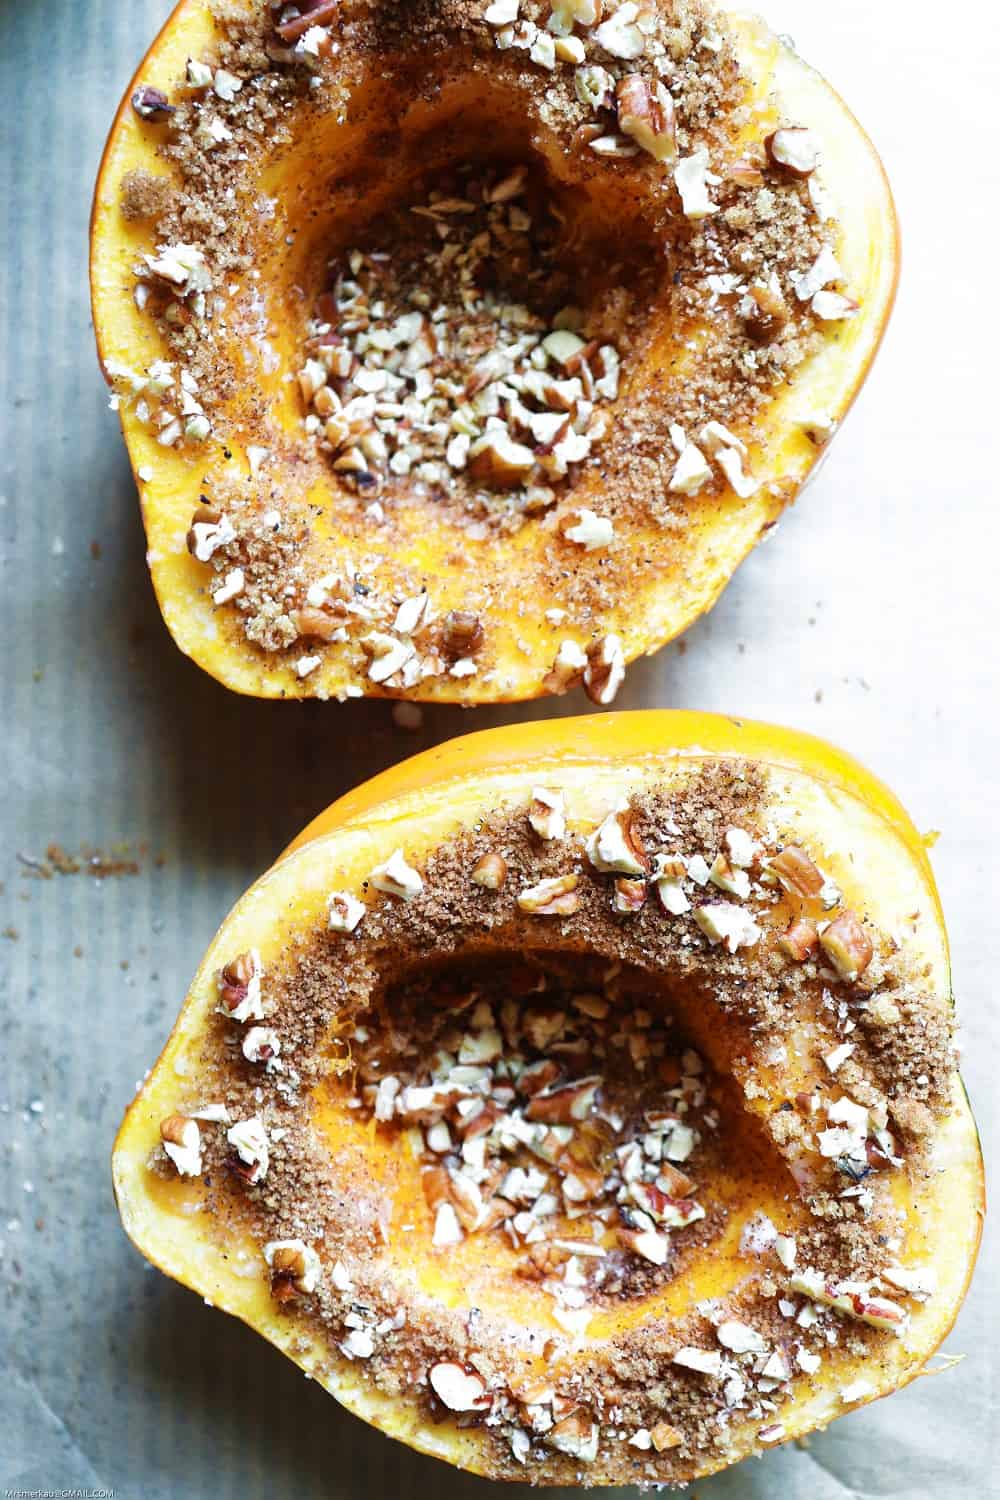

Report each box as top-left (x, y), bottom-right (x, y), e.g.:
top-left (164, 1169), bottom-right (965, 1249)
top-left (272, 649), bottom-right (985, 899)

top-left (91, 3), bottom-right (899, 704)
top-left (113, 712), bottom-right (983, 1485)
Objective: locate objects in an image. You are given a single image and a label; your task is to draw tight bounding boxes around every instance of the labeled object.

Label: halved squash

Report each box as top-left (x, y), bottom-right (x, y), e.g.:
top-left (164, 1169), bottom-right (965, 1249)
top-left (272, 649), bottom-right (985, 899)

top-left (91, 1), bottom-right (898, 704)
top-left (113, 711), bottom-right (982, 1485)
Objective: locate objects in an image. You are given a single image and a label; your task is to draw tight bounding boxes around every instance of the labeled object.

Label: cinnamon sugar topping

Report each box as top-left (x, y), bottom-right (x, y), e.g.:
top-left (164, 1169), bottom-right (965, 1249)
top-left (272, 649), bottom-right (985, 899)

top-left (106, 0), bottom-right (859, 695)
top-left (151, 765), bottom-right (957, 1480)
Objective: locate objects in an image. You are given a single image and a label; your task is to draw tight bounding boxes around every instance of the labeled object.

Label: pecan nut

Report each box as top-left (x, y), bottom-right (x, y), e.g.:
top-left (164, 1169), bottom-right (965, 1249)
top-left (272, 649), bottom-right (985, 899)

top-left (583, 634), bottom-right (625, 706)
top-left (275, 1), bottom-right (340, 44)
top-left (778, 917), bottom-right (819, 961)
top-left (441, 610), bottom-right (484, 660)
top-left (819, 910), bottom-right (873, 981)
top-left (616, 75), bottom-right (677, 162)
top-left (517, 873), bottom-right (581, 916)
top-left (768, 844), bottom-right (824, 898)
top-left (765, 127), bottom-right (820, 178)
top-left (131, 86), bottom-right (175, 122)
top-left (471, 851), bottom-right (507, 890)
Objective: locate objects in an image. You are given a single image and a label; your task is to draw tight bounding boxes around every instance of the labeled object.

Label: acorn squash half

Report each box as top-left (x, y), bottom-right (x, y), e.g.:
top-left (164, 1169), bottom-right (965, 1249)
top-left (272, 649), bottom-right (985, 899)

top-left (91, 1), bottom-right (898, 704)
top-left (113, 711), bottom-right (982, 1485)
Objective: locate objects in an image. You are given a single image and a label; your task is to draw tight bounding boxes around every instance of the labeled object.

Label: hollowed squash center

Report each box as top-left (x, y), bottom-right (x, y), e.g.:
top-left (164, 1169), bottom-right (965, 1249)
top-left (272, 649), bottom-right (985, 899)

top-left (311, 946), bottom-right (792, 1337)
top-left (292, 149), bottom-right (659, 517)
top-left (233, 73), bottom-right (676, 528)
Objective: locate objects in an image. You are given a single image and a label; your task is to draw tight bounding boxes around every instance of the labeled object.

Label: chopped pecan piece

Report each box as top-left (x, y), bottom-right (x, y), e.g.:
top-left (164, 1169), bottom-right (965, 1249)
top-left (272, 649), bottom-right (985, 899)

top-left (521, 1005), bottom-right (567, 1051)
top-left (159, 1114), bottom-right (201, 1176)
top-left (766, 127), bottom-right (821, 178)
top-left (529, 787), bottom-right (566, 841)
top-left (467, 431), bottom-right (535, 487)
top-left (778, 917), bottom-right (819, 960)
top-left (220, 954), bottom-right (252, 990)
top-left (429, 1362), bottom-right (491, 1413)
top-left (819, 910), bottom-right (874, 981)
top-left (587, 804), bottom-right (648, 875)
top-left (422, 1165), bottom-right (452, 1215)
top-left (812, 290), bottom-right (861, 321)
top-left (525, 1076), bottom-right (600, 1124)
top-left (517, 873), bottom-right (581, 916)
top-left (544, 639), bottom-right (587, 695)
top-left (447, 1168), bottom-right (487, 1231)
top-left (707, 851), bottom-right (750, 898)
top-left (848, 1292), bottom-right (907, 1330)
top-left (574, 120), bottom-right (608, 152)
top-left (264, 1238), bottom-right (320, 1300)
top-left (656, 1161), bottom-right (696, 1197)
top-left (242, 1026), bottom-right (280, 1064)
top-left (291, 606), bottom-right (343, 641)
top-left (483, 165), bottom-right (528, 204)
top-left (769, 844), bottom-right (825, 897)
top-left (560, 1160), bottom-right (605, 1202)
top-left (551, 0), bottom-right (603, 25)
top-left (548, 1411), bottom-right (599, 1463)
top-left (613, 877), bottom-right (647, 913)
top-left (519, 1242), bottom-right (570, 1280)
top-left (745, 281), bottom-right (789, 344)
top-left (584, 634), bottom-right (625, 705)
top-left (131, 86), bottom-right (174, 122)
top-left (370, 848), bottom-right (423, 900)
top-left (227, 1115), bottom-right (269, 1183)
top-left (616, 75), bottom-right (676, 162)
top-left (185, 503), bottom-right (221, 552)
top-left (453, 1100), bottom-right (502, 1140)
top-left (726, 158), bottom-right (765, 188)
top-left (328, 890), bottom-right (366, 933)
top-left (218, 950), bottom-right (262, 1019)
top-left (471, 851), bottom-right (507, 890)
top-left (618, 1225), bottom-right (669, 1264)
top-left (441, 610), bottom-right (484, 660)
top-left (518, 1058), bottom-right (563, 1097)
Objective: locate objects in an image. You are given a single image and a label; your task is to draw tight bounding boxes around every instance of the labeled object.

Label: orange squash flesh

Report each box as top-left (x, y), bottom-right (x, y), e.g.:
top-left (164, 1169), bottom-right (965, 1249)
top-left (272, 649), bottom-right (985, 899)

top-left (90, 3), bottom-right (898, 704)
top-left (113, 711), bottom-right (982, 1485)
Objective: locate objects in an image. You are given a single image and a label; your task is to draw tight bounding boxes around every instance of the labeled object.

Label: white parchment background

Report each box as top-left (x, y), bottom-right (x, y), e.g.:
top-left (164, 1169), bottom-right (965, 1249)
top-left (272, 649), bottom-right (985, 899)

top-left (0, 1), bottom-right (996, 1496)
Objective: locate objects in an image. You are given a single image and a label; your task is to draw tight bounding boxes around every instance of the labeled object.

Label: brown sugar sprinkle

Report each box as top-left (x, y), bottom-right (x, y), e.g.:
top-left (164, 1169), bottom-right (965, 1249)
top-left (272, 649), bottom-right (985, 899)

top-left (119, 168), bottom-right (176, 223)
top-left (107, 0), bottom-right (858, 685)
top-left (147, 762), bottom-right (960, 1478)
top-left (17, 843), bottom-right (145, 879)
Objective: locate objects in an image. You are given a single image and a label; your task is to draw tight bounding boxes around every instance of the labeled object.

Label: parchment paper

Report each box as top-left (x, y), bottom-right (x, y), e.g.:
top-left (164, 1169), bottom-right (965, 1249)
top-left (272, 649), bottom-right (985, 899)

top-left (1, 1), bottom-right (996, 1495)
